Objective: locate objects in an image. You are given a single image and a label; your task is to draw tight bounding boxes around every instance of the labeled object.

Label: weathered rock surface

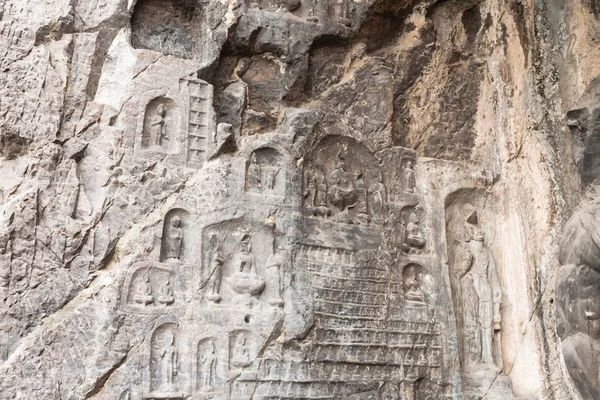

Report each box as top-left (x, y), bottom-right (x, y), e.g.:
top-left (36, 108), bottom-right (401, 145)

top-left (1, 0), bottom-right (600, 399)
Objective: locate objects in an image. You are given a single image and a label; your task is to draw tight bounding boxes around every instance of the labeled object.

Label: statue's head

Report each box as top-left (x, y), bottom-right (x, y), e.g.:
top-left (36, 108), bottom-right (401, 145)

top-left (171, 216), bottom-right (181, 227)
top-left (157, 104), bottom-right (166, 115)
top-left (466, 225), bottom-right (484, 243)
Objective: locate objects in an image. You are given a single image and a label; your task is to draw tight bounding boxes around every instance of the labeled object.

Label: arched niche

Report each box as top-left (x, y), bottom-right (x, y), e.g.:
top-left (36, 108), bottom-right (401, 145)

top-left (303, 135), bottom-right (386, 224)
top-left (245, 147), bottom-right (285, 195)
top-left (229, 330), bottom-right (254, 369)
top-left (201, 219), bottom-right (273, 304)
top-left (142, 97), bottom-right (180, 152)
top-left (196, 337), bottom-right (217, 392)
top-left (160, 208), bottom-right (192, 263)
top-left (401, 263), bottom-right (427, 305)
top-left (444, 188), bottom-right (505, 374)
top-left (149, 321), bottom-right (180, 393)
top-left (398, 205), bottom-right (426, 253)
top-left (131, 0), bottom-right (205, 59)
top-left (124, 263), bottom-right (176, 311)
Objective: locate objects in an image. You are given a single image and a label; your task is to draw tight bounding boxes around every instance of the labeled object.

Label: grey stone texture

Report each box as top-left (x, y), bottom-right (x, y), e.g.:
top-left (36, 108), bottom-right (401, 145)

top-left (0, 0), bottom-right (599, 399)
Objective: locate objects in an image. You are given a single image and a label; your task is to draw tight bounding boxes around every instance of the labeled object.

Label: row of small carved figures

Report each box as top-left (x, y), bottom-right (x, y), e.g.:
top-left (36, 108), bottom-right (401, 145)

top-left (255, 359), bottom-right (441, 383)
top-left (303, 160), bottom-right (418, 222)
top-left (319, 317), bottom-right (440, 333)
top-left (232, 379), bottom-right (428, 398)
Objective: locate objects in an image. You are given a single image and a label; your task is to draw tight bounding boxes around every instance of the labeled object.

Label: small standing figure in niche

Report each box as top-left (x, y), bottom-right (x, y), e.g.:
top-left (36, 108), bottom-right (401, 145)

top-left (134, 272), bottom-right (154, 306)
top-left (164, 216), bottom-right (183, 260)
top-left (354, 172), bottom-right (369, 223)
top-left (401, 159), bottom-right (417, 193)
top-left (367, 169), bottom-right (387, 222)
top-left (304, 166), bottom-right (330, 217)
top-left (405, 211), bottom-right (426, 251)
top-left (264, 166), bottom-right (280, 192)
top-left (198, 340), bottom-right (216, 391)
top-left (417, 351), bottom-right (427, 366)
top-left (247, 154), bottom-right (262, 190)
top-left (205, 235), bottom-right (224, 303)
top-left (265, 243), bottom-right (286, 307)
top-left (157, 330), bottom-right (178, 392)
top-left (151, 104), bottom-right (168, 147)
top-left (403, 264), bottom-right (424, 303)
top-left (157, 277), bottom-right (174, 306)
top-left (458, 224), bottom-right (502, 370)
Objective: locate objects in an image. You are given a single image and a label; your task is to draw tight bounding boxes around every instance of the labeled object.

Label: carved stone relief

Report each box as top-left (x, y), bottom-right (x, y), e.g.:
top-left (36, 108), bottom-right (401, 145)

top-left (160, 209), bottom-right (191, 263)
top-left (446, 193), bottom-right (514, 399)
top-left (303, 136), bottom-right (388, 225)
top-left (149, 322), bottom-right (180, 394)
top-left (245, 147), bottom-right (285, 196)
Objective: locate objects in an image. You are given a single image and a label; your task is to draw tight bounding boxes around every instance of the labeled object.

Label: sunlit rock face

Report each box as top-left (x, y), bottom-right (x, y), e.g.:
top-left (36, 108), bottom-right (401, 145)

top-left (0, 0), bottom-right (599, 399)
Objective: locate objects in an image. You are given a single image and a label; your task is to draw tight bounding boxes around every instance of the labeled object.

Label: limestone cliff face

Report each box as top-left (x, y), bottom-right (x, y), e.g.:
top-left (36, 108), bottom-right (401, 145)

top-left (0, 0), bottom-right (596, 399)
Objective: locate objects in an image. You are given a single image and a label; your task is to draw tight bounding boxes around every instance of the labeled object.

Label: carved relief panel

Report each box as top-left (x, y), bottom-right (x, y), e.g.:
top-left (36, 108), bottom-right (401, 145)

top-left (122, 262), bottom-right (183, 314)
top-left (303, 136), bottom-right (389, 225)
top-left (445, 190), bottom-right (514, 399)
top-left (245, 147), bottom-right (286, 196)
top-left (200, 221), bottom-right (280, 308)
top-left (134, 76), bottom-right (215, 168)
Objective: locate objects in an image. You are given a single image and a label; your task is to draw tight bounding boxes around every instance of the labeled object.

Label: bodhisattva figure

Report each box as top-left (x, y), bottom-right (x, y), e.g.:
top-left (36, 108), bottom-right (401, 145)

top-left (457, 225), bottom-right (501, 370)
top-left (247, 154), bottom-right (261, 190)
top-left (163, 216), bottom-right (183, 260)
top-left (151, 104), bottom-right (168, 147)
top-left (367, 169), bottom-right (387, 221)
top-left (354, 172), bottom-right (369, 223)
top-left (401, 160), bottom-right (417, 193)
top-left (405, 211), bottom-right (426, 251)
top-left (157, 277), bottom-right (174, 306)
top-left (205, 236), bottom-right (223, 303)
top-left (304, 166), bottom-right (330, 217)
top-left (157, 330), bottom-right (178, 391)
top-left (264, 166), bottom-right (280, 191)
top-left (327, 153), bottom-right (357, 223)
top-left (134, 273), bottom-right (154, 306)
top-left (265, 244), bottom-right (285, 307)
top-left (199, 340), bottom-right (216, 391)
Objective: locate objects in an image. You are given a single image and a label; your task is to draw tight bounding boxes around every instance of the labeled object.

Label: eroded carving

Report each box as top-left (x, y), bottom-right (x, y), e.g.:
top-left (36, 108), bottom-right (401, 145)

top-left (458, 222), bottom-right (501, 370)
top-left (403, 263), bottom-right (425, 304)
top-left (202, 222), bottom-right (275, 307)
top-left (150, 323), bottom-right (179, 394)
top-left (446, 196), bottom-right (514, 399)
top-left (230, 330), bottom-right (253, 368)
top-left (160, 209), bottom-right (190, 263)
top-left (142, 98), bottom-right (178, 152)
top-left (197, 338), bottom-right (216, 392)
top-left (304, 136), bottom-right (389, 225)
top-left (401, 159), bottom-right (417, 194)
top-left (246, 148), bottom-right (285, 196)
